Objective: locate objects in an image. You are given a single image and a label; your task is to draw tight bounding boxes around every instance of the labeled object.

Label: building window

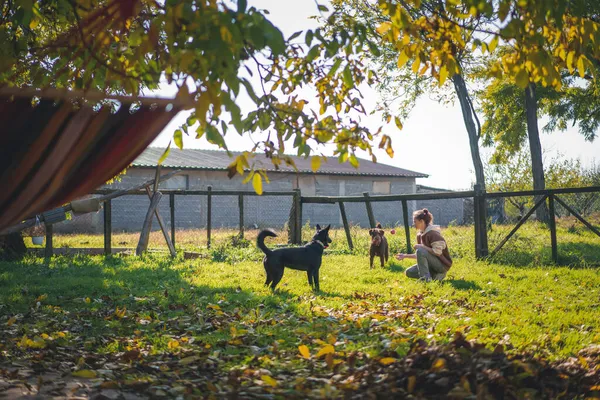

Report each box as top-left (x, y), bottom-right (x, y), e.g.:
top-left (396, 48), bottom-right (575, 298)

top-left (373, 181), bottom-right (390, 194)
top-left (160, 175), bottom-right (189, 190)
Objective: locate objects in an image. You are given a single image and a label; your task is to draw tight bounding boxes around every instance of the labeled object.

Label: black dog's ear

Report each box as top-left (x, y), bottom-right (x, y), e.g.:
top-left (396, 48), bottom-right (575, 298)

top-left (376, 223), bottom-right (382, 229)
top-left (368, 229), bottom-right (374, 235)
top-left (316, 224), bottom-right (321, 230)
top-left (325, 224), bottom-right (331, 230)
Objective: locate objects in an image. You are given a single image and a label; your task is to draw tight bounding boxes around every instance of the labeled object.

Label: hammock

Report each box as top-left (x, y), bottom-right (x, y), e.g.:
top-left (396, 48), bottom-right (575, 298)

top-left (0, 90), bottom-right (180, 231)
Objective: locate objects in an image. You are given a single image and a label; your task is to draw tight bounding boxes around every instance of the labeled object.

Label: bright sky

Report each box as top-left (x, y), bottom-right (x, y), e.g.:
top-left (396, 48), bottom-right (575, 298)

top-left (149, 0), bottom-right (600, 190)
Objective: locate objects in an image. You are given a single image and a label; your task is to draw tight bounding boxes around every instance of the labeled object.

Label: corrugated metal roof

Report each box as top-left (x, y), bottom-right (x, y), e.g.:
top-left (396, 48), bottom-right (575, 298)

top-left (132, 147), bottom-right (428, 178)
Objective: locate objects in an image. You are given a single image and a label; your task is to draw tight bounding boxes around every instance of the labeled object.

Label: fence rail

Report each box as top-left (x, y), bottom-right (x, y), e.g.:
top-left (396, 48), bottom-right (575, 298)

top-left (40, 185), bottom-right (600, 264)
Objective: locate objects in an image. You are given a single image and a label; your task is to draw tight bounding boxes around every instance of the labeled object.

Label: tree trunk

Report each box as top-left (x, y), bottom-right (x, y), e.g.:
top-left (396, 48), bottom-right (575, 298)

top-left (452, 71), bottom-right (488, 256)
top-left (452, 73), bottom-right (486, 189)
top-left (524, 83), bottom-right (549, 223)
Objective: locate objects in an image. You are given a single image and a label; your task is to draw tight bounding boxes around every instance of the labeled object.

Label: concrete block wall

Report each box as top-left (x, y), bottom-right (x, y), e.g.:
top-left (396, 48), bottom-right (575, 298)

top-left (54, 168), bottom-right (468, 233)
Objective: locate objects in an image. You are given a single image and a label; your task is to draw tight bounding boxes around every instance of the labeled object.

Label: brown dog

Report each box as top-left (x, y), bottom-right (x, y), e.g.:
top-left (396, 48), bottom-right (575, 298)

top-left (369, 223), bottom-right (389, 269)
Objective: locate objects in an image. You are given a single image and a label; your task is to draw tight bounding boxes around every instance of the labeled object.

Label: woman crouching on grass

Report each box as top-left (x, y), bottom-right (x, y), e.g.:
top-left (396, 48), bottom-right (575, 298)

top-left (395, 208), bottom-right (452, 282)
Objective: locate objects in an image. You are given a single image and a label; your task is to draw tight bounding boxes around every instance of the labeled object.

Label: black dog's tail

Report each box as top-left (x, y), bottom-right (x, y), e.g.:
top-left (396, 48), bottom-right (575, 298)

top-left (257, 230), bottom-right (277, 255)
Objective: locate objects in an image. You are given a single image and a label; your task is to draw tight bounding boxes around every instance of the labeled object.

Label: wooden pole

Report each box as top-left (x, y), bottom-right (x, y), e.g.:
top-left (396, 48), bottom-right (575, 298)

top-left (401, 199), bottom-right (412, 254)
top-left (548, 194), bottom-right (558, 264)
top-left (103, 199), bottom-right (112, 255)
top-left (207, 186), bottom-right (212, 249)
top-left (136, 191), bottom-right (163, 255)
top-left (338, 202), bottom-right (353, 251)
top-left (363, 192), bottom-right (376, 229)
top-left (170, 193), bottom-right (175, 247)
top-left (288, 199), bottom-right (295, 245)
top-left (294, 189), bottom-right (302, 244)
top-left (44, 224), bottom-right (53, 258)
top-left (238, 194), bottom-right (244, 239)
top-left (145, 187), bottom-right (176, 257)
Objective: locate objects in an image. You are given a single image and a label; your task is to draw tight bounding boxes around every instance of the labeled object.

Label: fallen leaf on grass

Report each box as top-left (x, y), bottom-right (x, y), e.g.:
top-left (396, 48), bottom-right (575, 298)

top-left (261, 375), bottom-right (277, 387)
top-left (316, 344), bottom-right (334, 358)
top-left (379, 357), bottom-right (397, 365)
top-left (431, 357), bottom-right (447, 371)
top-left (179, 355), bottom-right (202, 365)
top-left (72, 370), bottom-right (97, 379)
top-left (298, 345), bottom-right (310, 359)
top-left (407, 375), bottom-right (416, 393)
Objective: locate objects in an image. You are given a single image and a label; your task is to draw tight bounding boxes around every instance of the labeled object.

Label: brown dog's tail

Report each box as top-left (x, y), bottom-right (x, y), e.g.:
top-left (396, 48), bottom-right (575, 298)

top-left (257, 230), bottom-right (277, 255)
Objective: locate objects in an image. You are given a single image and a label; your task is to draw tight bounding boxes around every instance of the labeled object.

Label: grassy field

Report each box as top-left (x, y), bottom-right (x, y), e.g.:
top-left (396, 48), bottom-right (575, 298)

top-left (2, 221), bottom-right (600, 398)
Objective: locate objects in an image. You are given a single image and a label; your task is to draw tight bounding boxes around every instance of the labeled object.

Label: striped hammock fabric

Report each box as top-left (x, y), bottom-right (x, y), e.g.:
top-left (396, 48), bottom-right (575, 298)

top-left (0, 94), bottom-right (179, 231)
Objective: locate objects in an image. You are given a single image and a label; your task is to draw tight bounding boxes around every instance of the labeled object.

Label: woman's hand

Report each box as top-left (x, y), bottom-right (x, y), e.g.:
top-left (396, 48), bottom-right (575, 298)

top-left (395, 253), bottom-right (406, 261)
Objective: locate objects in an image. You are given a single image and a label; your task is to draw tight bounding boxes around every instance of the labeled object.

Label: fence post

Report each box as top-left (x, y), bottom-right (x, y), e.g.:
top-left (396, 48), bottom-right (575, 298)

top-left (294, 189), bottom-right (302, 244)
top-left (207, 186), bottom-right (212, 249)
top-left (363, 192), bottom-right (376, 228)
top-left (473, 184), bottom-right (489, 259)
top-left (169, 193), bottom-right (175, 247)
top-left (104, 199), bottom-right (112, 255)
top-left (401, 199), bottom-right (412, 254)
top-left (238, 194), bottom-right (244, 238)
top-left (45, 223), bottom-right (53, 258)
top-left (548, 194), bottom-right (558, 263)
top-left (338, 201), bottom-right (353, 251)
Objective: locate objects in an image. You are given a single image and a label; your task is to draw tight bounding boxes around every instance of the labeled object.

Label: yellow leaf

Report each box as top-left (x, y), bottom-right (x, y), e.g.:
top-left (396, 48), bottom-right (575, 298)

top-left (379, 357), bottom-right (397, 365)
top-left (36, 294), bottom-right (47, 302)
top-left (168, 340), bottom-right (180, 350)
top-left (85, 297), bottom-right (91, 304)
top-left (397, 51), bottom-right (409, 68)
top-left (7, 317), bottom-right (16, 326)
top-left (376, 22), bottom-right (392, 35)
top-left (29, 18), bottom-right (39, 29)
top-left (311, 156), bottom-right (321, 172)
top-left (298, 345), bottom-right (310, 359)
top-left (514, 67), bottom-right (529, 88)
top-left (431, 357), bottom-right (447, 371)
top-left (252, 173), bottom-right (263, 195)
top-left (394, 117), bottom-right (403, 130)
top-left (439, 65), bottom-right (449, 86)
top-left (72, 370), bottom-right (97, 379)
top-left (261, 375), bottom-right (278, 387)
top-left (577, 56), bottom-right (586, 78)
top-left (327, 334), bottom-right (337, 345)
top-left (489, 36), bottom-right (499, 53)
top-left (316, 344), bottom-right (335, 358)
top-left (579, 355), bottom-right (590, 369)
top-left (407, 375), bottom-right (417, 393)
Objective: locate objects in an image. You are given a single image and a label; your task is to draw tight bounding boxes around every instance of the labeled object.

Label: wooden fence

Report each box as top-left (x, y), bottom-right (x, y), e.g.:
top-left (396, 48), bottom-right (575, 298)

top-left (41, 185), bottom-right (600, 264)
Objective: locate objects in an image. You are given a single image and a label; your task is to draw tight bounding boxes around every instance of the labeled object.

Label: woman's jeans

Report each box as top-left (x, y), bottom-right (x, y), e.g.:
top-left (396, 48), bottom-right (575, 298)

top-left (405, 248), bottom-right (447, 281)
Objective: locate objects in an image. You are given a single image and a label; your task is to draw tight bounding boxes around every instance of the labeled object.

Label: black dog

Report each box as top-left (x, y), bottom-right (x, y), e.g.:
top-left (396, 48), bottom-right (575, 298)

top-left (257, 224), bottom-right (332, 291)
top-left (369, 223), bottom-right (389, 269)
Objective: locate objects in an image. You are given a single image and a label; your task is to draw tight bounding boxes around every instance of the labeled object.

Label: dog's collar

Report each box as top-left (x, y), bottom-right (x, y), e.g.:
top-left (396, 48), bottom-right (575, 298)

top-left (312, 240), bottom-right (327, 248)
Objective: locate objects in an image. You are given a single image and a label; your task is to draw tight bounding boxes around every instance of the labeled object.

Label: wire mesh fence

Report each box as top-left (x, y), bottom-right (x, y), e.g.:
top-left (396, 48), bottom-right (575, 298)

top-left (22, 185), bottom-right (600, 266)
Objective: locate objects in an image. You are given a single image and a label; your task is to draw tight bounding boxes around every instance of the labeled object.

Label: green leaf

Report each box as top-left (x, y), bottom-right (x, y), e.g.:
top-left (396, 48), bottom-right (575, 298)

top-left (306, 30), bottom-right (314, 47)
top-left (328, 58), bottom-right (343, 77)
top-left (288, 31), bottom-right (302, 41)
top-left (206, 125), bottom-right (227, 148)
top-left (317, 4), bottom-right (329, 12)
top-left (174, 129), bottom-right (183, 149)
top-left (342, 66), bottom-right (353, 87)
top-left (237, 0), bottom-right (247, 13)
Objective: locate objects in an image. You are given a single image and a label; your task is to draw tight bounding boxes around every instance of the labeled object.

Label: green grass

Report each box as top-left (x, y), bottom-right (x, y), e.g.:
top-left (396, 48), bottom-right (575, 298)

top-left (4, 221), bottom-right (600, 397)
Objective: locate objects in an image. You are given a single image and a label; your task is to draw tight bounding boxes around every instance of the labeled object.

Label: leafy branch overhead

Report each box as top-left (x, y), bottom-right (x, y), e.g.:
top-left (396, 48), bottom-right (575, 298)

top-left (1, 0), bottom-right (393, 190)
